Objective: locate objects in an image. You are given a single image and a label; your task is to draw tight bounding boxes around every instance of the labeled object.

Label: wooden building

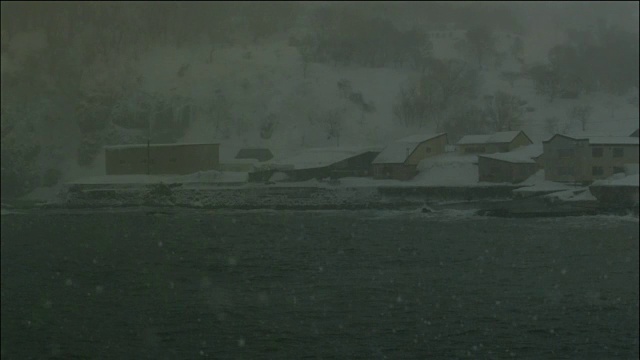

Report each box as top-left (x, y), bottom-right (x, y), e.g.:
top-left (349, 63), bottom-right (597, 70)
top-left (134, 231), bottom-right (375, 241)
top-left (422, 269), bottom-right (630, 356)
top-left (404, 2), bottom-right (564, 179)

top-left (457, 131), bottom-right (532, 154)
top-left (543, 134), bottom-right (639, 183)
top-left (104, 143), bottom-right (219, 175)
top-left (477, 144), bottom-right (543, 183)
top-left (371, 133), bottom-right (448, 181)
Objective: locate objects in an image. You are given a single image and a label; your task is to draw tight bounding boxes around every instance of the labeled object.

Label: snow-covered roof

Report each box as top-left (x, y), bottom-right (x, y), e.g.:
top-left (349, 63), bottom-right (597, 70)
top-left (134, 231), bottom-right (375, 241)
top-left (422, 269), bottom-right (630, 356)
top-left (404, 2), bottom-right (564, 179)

top-left (396, 133), bottom-right (446, 143)
top-left (372, 133), bottom-right (446, 164)
top-left (545, 133), bottom-right (640, 145)
top-left (592, 174), bottom-right (639, 187)
top-left (457, 131), bottom-right (524, 145)
top-left (105, 142), bottom-right (219, 150)
top-left (478, 144), bottom-right (543, 164)
top-left (270, 147), bottom-right (380, 170)
top-left (586, 136), bottom-right (639, 145)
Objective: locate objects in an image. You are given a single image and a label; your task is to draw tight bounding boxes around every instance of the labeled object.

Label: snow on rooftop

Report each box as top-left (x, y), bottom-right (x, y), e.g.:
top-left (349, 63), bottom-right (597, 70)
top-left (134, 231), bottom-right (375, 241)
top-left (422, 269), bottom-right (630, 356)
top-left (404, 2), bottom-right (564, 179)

top-left (270, 147), bottom-right (380, 170)
top-left (478, 144), bottom-right (543, 164)
top-left (586, 136), bottom-right (639, 145)
top-left (397, 133), bottom-right (446, 143)
top-left (513, 170), bottom-right (577, 193)
top-left (372, 133), bottom-right (445, 164)
top-left (592, 174), bottom-right (640, 187)
top-left (545, 133), bottom-right (640, 145)
top-left (457, 131), bottom-right (523, 145)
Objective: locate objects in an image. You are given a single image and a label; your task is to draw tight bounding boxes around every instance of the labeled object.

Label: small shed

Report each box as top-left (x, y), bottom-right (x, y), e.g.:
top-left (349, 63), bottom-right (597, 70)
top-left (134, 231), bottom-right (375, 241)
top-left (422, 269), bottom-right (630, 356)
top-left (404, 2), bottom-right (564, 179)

top-left (372, 133), bottom-right (448, 180)
top-left (235, 148), bottom-right (274, 162)
top-left (457, 130), bottom-right (532, 154)
top-left (477, 144), bottom-right (543, 183)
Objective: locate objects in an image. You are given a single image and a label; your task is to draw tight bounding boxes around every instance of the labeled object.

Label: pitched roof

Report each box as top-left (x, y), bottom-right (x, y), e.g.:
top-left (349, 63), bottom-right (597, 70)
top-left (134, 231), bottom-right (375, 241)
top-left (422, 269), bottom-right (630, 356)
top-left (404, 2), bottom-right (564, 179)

top-left (479, 144), bottom-right (543, 164)
top-left (544, 133), bottom-right (639, 145)
top-left (270, 147), bottom-right (380, 170)
top-left (372, 133), bottom-right (446, 164)
top-left (457, 131), bottom-right (525, 145)
top-left (586, 136), bottom-right (639, 145)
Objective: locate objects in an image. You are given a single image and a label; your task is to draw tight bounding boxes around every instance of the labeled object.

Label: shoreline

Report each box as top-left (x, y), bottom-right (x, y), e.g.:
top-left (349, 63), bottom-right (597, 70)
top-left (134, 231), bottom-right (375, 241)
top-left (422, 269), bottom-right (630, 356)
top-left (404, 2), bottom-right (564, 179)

top-left (3, 183), bottom-right (637, 218)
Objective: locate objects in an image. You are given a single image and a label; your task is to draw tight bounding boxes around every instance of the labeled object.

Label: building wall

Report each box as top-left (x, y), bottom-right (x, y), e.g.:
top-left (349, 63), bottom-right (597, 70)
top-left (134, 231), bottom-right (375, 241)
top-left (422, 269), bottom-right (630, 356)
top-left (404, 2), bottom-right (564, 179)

top-left (478, 157), bottom-right (537, 183)
top-left (405, 135), bottom-right (448, 166)
top-left (458, 143), bottom-right (509, 154)
top-left (371, 164), bottom-right (418, 181)
top-left (543, 136), bottom-right (639, 183)
top-left (586, 144), bottom-right (639, 180)
top-left (105, 144), bottom-right (219, 175)
top-left (543, 136), bottom-right (591, 183)
top-left (509, 132), bottom-right (533, 151)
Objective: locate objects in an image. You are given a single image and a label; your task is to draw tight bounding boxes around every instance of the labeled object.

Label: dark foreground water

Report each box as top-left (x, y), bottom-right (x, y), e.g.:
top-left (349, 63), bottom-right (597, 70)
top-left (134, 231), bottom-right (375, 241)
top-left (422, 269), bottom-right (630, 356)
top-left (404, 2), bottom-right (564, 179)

top-left (1, 209), bottom-right (638, 360)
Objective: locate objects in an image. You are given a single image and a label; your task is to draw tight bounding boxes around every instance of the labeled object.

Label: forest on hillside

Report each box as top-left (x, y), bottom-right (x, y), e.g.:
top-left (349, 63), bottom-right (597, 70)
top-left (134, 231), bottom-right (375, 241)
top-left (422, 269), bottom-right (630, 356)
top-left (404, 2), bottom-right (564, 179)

top-left (1, 2), bottom-right (638, 198)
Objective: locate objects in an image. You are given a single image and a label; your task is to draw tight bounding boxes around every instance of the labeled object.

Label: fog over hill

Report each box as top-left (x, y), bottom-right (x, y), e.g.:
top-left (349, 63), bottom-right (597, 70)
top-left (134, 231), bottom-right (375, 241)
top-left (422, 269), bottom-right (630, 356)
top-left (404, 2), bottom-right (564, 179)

top-left (1, 2), bottom-right (638, 199)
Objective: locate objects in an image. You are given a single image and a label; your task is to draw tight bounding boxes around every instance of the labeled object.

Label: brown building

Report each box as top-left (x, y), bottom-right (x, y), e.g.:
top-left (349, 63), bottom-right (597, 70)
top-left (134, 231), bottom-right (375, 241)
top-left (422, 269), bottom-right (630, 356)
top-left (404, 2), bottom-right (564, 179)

top-left (372, 133), bottom-right (448, 180)
top-left (543, 134), bottom-right (639, 183)
top-left (478, 144), bottom-right (543, 183)
top-left (248, 147), bottom-right (380, 182)
top-left (105, 143), bottom-right (219, 175)
top-left (457, 131), bottom-right (532, 154)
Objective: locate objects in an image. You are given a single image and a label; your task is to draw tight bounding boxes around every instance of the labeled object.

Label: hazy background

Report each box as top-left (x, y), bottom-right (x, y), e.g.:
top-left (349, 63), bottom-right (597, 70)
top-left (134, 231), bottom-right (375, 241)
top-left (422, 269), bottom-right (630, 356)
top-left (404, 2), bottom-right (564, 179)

top-left (1, 1), bottom-right (639, 199)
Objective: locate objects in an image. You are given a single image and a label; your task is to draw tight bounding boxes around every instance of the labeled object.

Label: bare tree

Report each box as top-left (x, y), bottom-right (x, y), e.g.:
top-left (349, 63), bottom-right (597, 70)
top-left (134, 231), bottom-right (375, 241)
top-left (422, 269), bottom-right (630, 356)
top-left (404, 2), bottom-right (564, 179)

top-left (484, 91), bottom-right (527, 131)
top-left (311, 108), bottom-right (345, 146)
top-left (567, 104), bottom-right (592, 131)
top-left (461, 26), bottom-right (496, 69)
top-left (545, 116), bottom-right (560, 135)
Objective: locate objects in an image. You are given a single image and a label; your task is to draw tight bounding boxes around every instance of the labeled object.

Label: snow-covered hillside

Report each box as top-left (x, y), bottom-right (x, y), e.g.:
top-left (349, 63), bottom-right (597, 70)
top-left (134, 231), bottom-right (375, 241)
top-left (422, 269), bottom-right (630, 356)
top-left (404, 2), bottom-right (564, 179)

top-left (2, 3), bottom-right (638, 201)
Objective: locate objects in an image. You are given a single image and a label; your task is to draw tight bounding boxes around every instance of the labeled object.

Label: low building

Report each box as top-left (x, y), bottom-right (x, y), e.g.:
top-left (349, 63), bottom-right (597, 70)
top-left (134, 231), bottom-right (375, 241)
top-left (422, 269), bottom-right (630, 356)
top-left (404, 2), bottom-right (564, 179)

top-left (248, 147), bottom-right (380, 182)
top-left (477, 144), bottom-right (543, 183)
top-left (457, 131), bottom-right (532, 154)
top-left (235, 148), bottom-right (273, 162)
top-left (104, 143), bottom-right (219, 175)
top-left (589, 174), bottom-right (639, 208)
top-left (372, 133), bottom-right (448, 181)
top-left (543, 134), bottom-right (639, 183)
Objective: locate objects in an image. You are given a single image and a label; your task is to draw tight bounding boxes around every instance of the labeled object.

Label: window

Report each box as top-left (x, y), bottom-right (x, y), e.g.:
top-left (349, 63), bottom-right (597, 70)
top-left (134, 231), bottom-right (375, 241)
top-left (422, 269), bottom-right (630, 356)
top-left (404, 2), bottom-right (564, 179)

top-left (592, 166), bottom-right (603, 176)
top-left (591, 147), bottom-right (603, 157)
top-left (170, 157), bottom-right (177, 163)
top-left (613, 148), bottom-right (623, 157)
top-left (119, 159), bottom-right (126, 165)
top-left (557, 148), bottom-right (575, 158)
top-left (613, 166), bottom-right (625, 174)
top-left (499, 145), bottom-right (509, 152)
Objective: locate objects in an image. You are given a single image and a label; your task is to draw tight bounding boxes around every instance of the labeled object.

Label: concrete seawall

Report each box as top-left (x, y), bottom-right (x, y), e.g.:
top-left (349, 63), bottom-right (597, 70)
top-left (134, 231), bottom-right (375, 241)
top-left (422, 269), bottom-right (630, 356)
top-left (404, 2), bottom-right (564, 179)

top-left (49, 184), bottom-right (523, 210)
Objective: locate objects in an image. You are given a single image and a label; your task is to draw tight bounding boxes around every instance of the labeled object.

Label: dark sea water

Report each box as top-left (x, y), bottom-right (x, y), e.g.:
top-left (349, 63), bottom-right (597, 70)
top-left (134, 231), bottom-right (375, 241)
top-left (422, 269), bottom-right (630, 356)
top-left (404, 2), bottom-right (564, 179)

top-left (1, 209), bottom-right (638, 360)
